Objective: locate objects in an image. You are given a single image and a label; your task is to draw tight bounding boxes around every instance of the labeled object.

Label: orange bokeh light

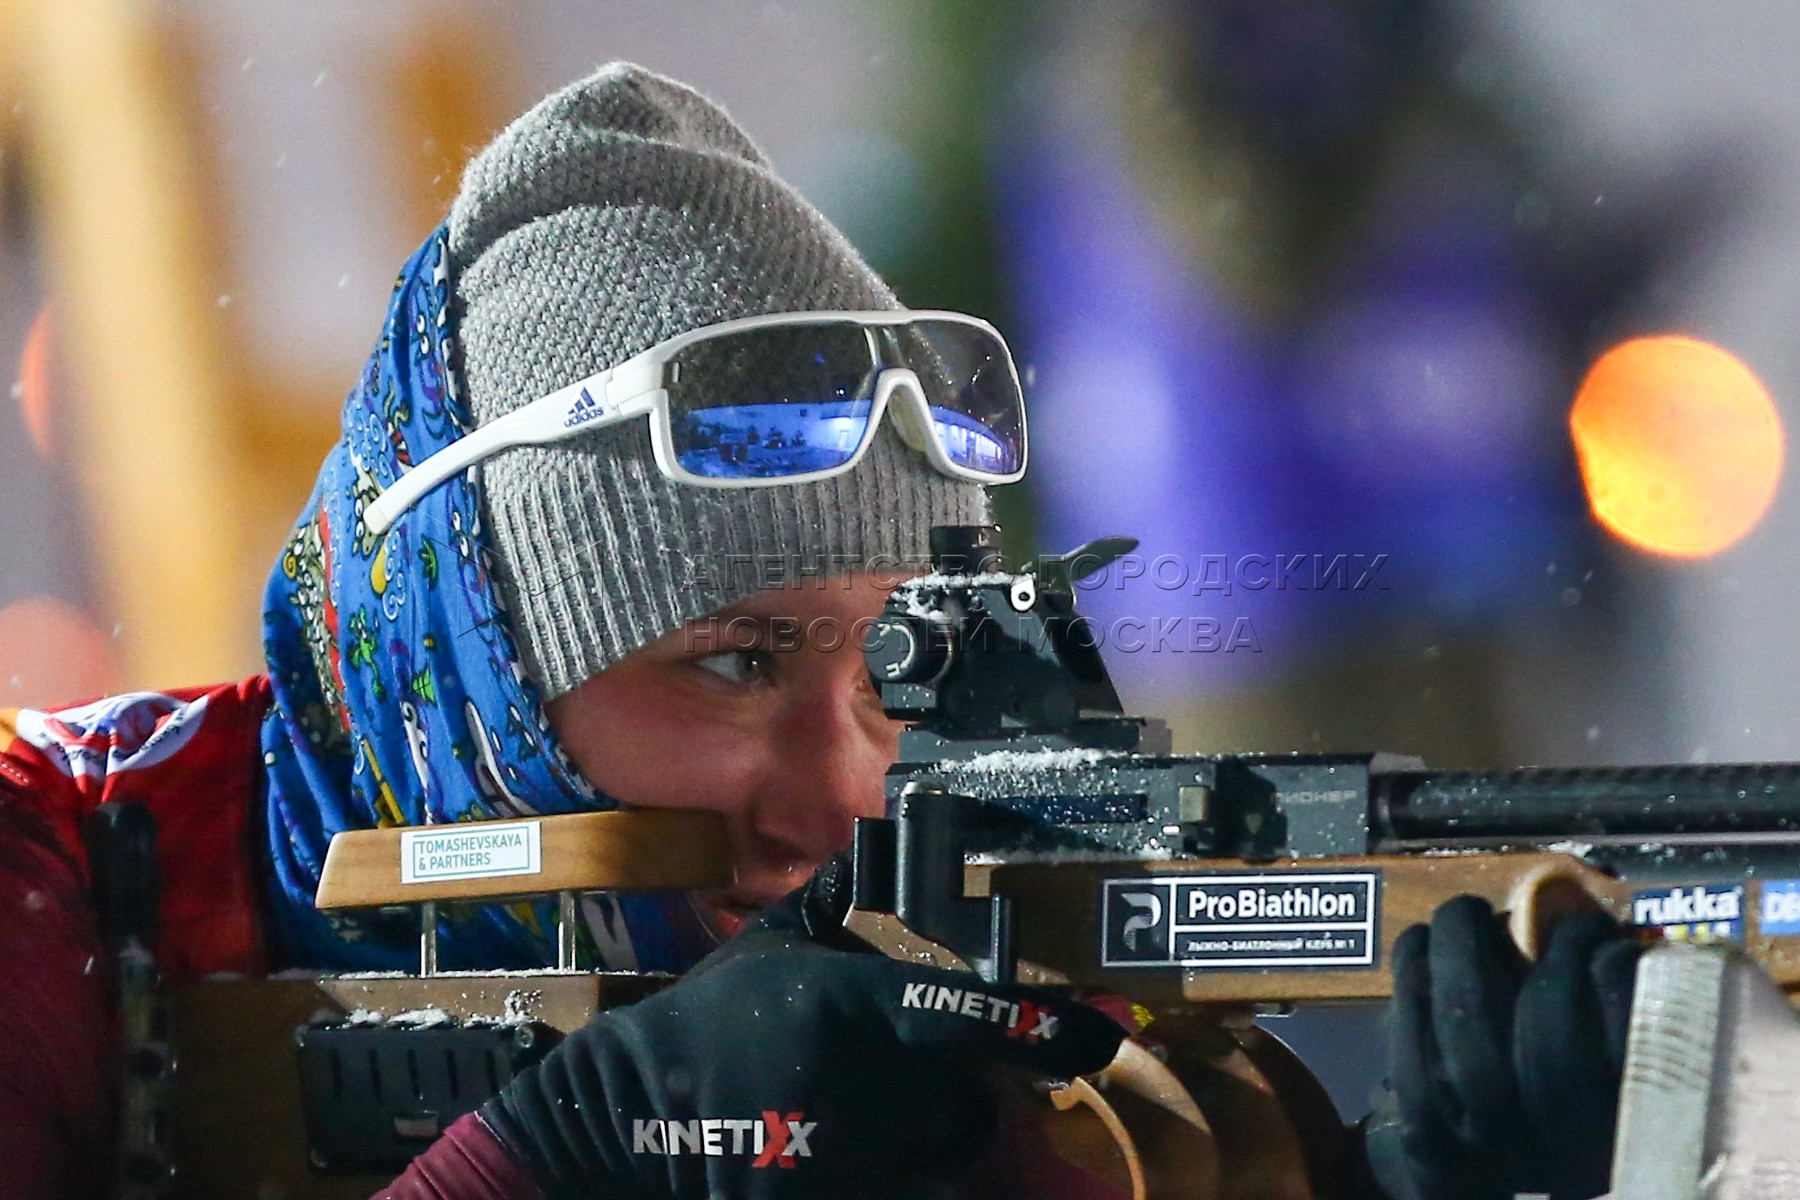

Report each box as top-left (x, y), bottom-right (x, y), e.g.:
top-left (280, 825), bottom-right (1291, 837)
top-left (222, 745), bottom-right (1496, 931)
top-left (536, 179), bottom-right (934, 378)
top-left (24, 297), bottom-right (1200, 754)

top-left (1570, 335), bottom-right (1784, 557)
top-left (17, 304), bottom-right (56, 459)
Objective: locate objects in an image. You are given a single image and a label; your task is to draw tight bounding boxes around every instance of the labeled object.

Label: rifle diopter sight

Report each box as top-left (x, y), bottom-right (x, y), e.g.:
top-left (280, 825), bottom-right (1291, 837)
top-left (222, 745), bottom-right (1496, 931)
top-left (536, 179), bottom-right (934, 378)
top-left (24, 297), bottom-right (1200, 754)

top-left (862, 523), bottom-right (1138, 735)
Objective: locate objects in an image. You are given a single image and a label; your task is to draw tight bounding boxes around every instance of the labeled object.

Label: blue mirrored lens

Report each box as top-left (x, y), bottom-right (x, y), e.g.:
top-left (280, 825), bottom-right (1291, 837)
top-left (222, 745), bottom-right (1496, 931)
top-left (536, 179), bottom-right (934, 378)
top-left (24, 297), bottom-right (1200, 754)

top-left (673, 399), bottom-right (874, 479)
top-left (662, 319), bottom-right (1024, 482)
top-left (665, 324), bottom-right (880, 479)
top-left (929, 405), bottom-right (1019, 475)
top-left (887, 321), bottom-right (1024, 475)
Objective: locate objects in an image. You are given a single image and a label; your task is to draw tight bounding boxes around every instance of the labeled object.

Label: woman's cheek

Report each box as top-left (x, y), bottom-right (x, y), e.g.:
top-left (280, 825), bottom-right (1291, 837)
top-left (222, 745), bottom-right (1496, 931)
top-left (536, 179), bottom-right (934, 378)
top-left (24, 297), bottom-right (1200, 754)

top-left (603, 709), bottom-right (763, 817)
top-left (551, 659), bottom-right (800, 824)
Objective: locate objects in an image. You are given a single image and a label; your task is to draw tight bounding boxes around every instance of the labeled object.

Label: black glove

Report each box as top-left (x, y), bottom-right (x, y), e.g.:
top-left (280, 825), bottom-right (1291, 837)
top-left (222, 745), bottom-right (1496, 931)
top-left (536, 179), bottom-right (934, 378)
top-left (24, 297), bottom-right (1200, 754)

top-left (1367, 894), bottom-right (1643, 1200)
top-left (481, 863), bottom-right (1126, 1200)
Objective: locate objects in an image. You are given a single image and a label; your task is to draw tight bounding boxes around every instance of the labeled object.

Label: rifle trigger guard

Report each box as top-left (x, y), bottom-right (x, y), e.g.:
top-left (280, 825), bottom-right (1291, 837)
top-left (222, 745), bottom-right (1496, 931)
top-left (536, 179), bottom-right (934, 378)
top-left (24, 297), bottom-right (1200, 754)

top-left (1052, 1040), bottom-right (1218, 1200)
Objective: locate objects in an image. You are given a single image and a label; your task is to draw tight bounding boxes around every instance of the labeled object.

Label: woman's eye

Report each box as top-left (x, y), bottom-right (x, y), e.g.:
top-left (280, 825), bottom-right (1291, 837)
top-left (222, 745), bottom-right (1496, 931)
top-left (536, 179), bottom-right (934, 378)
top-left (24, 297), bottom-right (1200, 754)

top-left (693, 649), bottom-right (773, 687)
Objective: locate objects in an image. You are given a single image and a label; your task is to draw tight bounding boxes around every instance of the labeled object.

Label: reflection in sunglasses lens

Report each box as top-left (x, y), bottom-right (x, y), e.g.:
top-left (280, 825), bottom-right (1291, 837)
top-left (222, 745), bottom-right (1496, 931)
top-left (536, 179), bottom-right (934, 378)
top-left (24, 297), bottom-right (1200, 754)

top-left (908, 322), bottom-right (1023, 475)
top-left (663, 320), bottom-right (1022, 480)
top-left (667, 325), bottom-right (877, 479)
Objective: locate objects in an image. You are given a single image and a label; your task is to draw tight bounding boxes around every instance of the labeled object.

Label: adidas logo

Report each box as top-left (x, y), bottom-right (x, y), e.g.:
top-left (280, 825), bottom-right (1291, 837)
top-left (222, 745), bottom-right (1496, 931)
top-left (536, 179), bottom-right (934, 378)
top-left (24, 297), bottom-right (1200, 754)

top-left (631, 1112), bottom-right (815, 1168)
top-left (562, 387), bottom-right (607, 429)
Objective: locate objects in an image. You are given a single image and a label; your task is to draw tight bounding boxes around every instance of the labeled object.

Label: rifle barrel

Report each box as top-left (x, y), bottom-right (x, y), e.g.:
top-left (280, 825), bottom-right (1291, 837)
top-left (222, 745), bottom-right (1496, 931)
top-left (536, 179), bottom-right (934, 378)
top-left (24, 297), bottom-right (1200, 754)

top-left (1373, 764), bottom-right (1800, 840)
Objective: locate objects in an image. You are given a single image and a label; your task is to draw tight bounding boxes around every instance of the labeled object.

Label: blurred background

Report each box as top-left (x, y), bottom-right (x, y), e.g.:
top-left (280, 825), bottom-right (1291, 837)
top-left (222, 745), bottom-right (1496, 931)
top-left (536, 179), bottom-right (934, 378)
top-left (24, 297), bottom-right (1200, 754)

top-left (2, 0), bottom-right (1795, 1114)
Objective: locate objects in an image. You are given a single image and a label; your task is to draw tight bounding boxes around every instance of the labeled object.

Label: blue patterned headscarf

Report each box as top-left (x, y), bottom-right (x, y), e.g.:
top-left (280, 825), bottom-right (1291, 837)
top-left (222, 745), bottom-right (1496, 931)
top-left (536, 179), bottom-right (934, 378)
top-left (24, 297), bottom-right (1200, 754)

top-left (259, 229), bottom-right (715, 974)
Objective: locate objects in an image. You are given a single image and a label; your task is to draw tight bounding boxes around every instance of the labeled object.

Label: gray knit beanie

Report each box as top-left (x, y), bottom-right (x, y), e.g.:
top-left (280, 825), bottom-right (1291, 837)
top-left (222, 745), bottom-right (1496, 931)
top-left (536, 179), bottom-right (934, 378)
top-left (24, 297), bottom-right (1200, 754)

top-left (447, 64), bottom-right (991, 699)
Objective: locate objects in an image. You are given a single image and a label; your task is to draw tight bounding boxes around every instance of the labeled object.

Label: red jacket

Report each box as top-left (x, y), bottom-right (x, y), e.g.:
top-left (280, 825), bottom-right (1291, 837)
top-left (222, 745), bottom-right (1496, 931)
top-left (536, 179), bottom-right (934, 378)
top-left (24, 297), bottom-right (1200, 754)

top-left (0, 679), bottom-right (537, 1200)
top-left (0, 681), bottom-right (268, 1198)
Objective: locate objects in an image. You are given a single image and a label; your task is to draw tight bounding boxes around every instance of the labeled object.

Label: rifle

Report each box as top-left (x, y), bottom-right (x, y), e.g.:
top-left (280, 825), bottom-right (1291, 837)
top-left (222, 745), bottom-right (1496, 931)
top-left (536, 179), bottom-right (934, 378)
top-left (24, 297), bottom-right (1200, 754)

top-left (833, 524), bottom-right (1800, 1198)
top-left (157, 523), bottom-right (1800, 1199)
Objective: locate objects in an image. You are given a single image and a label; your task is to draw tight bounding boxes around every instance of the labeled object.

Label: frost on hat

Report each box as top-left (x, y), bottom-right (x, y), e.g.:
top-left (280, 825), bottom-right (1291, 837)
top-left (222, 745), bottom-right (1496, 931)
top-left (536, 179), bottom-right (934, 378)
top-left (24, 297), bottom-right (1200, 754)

top-left (448, 63), bottom-right (988, 699)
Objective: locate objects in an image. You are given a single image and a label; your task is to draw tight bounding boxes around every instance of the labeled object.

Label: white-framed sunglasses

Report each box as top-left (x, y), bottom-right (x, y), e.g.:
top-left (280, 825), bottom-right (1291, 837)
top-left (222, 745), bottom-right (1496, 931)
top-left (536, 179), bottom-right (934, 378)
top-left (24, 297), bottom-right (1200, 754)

top-left (364, 309), bottom-right (1029, 536)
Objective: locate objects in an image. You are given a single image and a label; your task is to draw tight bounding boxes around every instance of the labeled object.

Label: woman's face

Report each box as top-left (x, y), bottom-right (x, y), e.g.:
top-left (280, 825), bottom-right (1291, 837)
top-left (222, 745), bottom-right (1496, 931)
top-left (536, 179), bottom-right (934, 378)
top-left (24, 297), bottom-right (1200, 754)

top-left (544, 571), bottom-right (905, 940)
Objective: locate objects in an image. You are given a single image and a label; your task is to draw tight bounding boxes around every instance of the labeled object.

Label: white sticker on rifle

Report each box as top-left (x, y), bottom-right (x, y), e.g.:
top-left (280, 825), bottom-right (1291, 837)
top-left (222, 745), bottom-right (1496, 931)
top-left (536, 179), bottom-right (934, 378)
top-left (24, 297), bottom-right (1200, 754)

top-left (401, 821), bottom-right (542, 884)
top-left (1101, 871), bottom-right (1381, 969)
top-left (1633, 883), bottom-right (1743, 943)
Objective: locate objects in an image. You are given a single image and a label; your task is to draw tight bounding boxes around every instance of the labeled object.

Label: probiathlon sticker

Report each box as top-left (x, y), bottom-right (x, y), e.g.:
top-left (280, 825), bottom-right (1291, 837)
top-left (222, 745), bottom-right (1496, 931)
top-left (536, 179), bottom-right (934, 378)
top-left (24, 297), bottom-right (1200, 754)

top-left (401, 821), bottom-right (542, 884)
top-left (1101, 871), bottom-right (1381, 969)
